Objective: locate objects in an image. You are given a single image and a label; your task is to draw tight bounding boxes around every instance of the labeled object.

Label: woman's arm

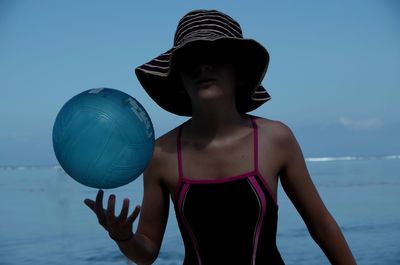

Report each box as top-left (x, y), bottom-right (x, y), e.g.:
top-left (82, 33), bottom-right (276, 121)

top-left (84, 143), bottom-right (170, 265)
top-left (277, 122), bottom-right (356, 265)
top-left (119, 144), bottom-right (170, 264)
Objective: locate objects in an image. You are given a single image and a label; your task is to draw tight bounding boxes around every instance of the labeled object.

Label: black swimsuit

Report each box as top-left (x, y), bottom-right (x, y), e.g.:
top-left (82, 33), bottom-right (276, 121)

top-left (172, 117), bottom-right (285, 265)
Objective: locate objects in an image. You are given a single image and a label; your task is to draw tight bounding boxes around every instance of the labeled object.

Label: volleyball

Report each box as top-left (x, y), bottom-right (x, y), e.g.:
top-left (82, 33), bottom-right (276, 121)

top-left (52, 88), bottom-right (154, 189)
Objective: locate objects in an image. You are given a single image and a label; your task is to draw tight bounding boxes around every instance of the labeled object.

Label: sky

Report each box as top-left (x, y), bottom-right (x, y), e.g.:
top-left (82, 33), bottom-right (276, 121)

top-left (0, 0), bottom-right (399, 166)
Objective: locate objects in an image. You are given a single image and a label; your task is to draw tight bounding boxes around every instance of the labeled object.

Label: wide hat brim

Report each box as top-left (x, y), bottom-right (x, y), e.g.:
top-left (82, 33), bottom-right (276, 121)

top-left (135, 37), bottom-right (271, 116)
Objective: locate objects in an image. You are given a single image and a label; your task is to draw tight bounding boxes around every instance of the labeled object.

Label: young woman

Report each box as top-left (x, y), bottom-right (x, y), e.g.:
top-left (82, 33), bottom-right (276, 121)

top-left (84, 9), bottom-right (356, 265)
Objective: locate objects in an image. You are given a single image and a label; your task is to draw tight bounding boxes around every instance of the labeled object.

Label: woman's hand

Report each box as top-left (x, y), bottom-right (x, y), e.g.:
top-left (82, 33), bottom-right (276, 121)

top-left (84, 190), bottom-right (141, 241)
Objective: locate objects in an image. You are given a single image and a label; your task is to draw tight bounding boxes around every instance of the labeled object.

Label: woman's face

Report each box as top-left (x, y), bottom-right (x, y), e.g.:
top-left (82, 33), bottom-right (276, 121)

top-left (176, 44), bottom-right (238, 102)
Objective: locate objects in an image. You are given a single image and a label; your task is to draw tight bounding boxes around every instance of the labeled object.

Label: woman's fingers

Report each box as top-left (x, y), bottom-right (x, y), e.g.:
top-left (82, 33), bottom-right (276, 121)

top-left (84, 198), bottom-right (95, 211)
top-left (127, 205), bottom-right (141, 225)
top-left (84, 191), bottom-right (140, 229)
top-left (95, 190), bottom-right (104, 210)
top-left (95, 190), bottom-right (106, 225)
top-left (107, 194), bottom-right (116, 218)
top-left (118, 198), bottom-right (130, 220)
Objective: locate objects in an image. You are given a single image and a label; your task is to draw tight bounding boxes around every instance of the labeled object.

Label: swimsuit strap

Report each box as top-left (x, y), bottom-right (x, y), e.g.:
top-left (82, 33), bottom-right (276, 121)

top-left (177, 125), bottom-right (184, 179)
top-left (250, 116), bottom-right (259, 173)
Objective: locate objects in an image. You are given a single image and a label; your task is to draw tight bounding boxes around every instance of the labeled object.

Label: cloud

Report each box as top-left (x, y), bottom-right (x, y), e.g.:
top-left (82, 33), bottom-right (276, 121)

top-left (338, 117), bottom-right (383, 130)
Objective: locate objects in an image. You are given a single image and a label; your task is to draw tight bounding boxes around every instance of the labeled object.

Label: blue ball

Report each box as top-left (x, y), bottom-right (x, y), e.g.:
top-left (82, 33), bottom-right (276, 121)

top-left (52, 88), bottom-right (155, 189)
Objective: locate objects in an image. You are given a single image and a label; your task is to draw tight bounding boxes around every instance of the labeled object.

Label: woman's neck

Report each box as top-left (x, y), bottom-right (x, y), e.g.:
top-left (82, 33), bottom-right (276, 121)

top-left (186, 104), bottom-right (250, 141)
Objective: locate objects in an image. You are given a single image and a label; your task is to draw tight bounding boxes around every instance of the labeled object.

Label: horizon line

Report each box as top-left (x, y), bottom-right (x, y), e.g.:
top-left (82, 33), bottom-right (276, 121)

top-left (1, 154), bottom-right (399, 169)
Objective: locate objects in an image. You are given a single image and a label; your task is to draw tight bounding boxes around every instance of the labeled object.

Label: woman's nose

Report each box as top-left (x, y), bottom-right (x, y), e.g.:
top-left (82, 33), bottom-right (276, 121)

top-left (193, 63), bottom-right (213, 75)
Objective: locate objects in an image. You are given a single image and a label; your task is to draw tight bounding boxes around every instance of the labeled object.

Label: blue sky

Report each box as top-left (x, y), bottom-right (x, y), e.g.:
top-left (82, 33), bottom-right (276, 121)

top-left (0, 0), bottom-right (399, 166)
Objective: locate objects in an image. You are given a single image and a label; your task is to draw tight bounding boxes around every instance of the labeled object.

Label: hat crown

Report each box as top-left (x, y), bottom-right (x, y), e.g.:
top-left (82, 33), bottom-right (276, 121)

top-left (174, 10), bottom-right (243, 47)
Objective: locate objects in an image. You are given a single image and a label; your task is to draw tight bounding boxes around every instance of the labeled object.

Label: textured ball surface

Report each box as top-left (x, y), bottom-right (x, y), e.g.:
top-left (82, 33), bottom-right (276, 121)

top-left (52, 88), bottom-right (154, 189)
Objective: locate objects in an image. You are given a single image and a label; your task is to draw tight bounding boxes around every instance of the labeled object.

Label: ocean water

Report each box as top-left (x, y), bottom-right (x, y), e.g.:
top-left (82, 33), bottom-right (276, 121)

top-left (1, 155), bottom-right (399, 265)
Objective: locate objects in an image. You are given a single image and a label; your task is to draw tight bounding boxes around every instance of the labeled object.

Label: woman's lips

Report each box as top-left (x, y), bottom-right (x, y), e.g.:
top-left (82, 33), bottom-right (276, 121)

top-left (196, 79), bottom-right (216, 88)
top-left (196, 78), bottom-right (216, 84)
top-left (198, 78), bottom-right (214, 82)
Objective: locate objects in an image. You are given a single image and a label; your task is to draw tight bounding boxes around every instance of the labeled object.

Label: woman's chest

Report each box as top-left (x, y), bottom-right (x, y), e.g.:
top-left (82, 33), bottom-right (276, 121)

top-left (161, 138), bottom-right (283, 202)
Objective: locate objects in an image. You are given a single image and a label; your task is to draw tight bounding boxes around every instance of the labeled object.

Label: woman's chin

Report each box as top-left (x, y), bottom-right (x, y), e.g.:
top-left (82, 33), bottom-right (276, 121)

top-left (196, 87), bottom-right (225, 101)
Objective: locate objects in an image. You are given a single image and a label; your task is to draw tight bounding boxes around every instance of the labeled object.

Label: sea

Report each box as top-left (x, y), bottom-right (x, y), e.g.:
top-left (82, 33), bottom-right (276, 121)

top-left (1, 155), bottom-right (399, 265)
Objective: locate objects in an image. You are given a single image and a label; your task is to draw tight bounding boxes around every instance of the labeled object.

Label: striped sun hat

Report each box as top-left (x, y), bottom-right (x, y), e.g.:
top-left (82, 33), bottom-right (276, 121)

top-left (135, 9), bottom-right (271, 116)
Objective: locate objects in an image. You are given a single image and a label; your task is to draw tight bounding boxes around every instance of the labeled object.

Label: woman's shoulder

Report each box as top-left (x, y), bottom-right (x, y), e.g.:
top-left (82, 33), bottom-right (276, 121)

top-left (150, 124), bottom-right (184, 164)
top-left (144, 126), bottom-right (181, 177)
top-left (153, 127), bottom-right (177, 153)
top-left (253, 116), bottom-right (296, 146)
top-left (253, 116), bottom-right (293, 135)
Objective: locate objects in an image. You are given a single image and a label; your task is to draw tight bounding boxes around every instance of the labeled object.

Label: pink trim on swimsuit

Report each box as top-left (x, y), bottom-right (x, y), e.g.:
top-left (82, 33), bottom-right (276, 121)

top-left (251, 117), bottom-right (279, 208)
top-left (248, 176), bottom-right (267, 265)
top-left (178, 183), bottom-right (203, 265)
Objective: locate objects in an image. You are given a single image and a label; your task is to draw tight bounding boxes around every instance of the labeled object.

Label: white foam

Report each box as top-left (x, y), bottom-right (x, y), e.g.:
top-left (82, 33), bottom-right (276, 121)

top-left (306, 156), bottom-right (360, 162)
top-left (383, 155), bottom-right (400, 160)
top-left (306, 155), bottom-right (400, 162)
